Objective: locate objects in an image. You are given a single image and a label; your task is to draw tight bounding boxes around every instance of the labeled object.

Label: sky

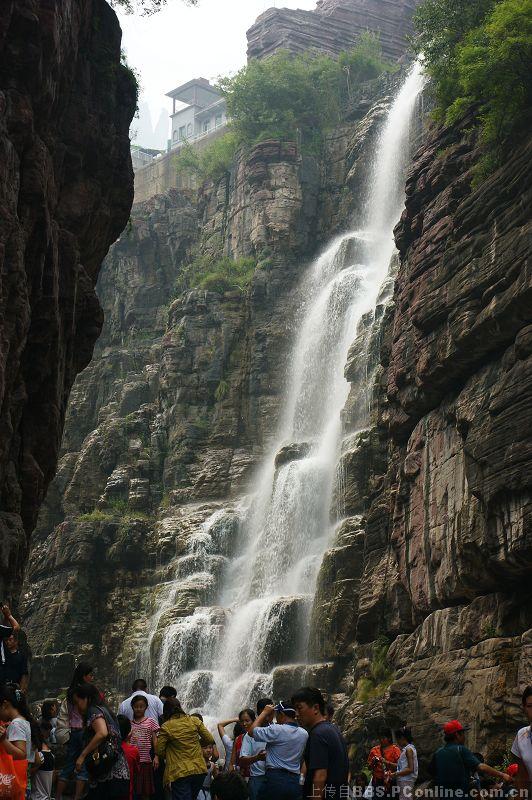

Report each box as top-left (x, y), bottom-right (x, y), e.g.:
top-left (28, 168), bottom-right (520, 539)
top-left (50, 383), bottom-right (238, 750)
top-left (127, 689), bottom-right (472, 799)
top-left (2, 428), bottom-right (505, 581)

top-left (117, 0), bottom-right (317, 148)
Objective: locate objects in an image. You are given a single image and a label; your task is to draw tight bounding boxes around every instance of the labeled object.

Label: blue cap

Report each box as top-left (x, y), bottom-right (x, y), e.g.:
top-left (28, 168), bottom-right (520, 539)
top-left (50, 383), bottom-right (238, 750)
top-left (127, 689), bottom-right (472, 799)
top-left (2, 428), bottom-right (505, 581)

top-left (274, 701), bottom-right (296, 715)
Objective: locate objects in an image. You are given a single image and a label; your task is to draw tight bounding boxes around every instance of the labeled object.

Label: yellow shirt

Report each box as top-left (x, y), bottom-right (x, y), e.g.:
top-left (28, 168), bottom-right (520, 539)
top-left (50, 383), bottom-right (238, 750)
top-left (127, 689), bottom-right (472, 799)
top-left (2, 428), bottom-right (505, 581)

top-left (156, 714), bottom-right (214, 785)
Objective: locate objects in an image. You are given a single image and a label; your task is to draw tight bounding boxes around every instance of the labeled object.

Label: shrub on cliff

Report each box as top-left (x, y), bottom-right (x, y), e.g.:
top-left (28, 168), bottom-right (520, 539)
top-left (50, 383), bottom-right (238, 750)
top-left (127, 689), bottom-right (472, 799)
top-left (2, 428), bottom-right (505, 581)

top-left (175, 133), bottom-right (240, 182)
top-left (414, 0), bottom-right (532, 172)
top-left (174, 252), bottom-right (258, 296)
top-left (218, 35), bottom-right (392, 152)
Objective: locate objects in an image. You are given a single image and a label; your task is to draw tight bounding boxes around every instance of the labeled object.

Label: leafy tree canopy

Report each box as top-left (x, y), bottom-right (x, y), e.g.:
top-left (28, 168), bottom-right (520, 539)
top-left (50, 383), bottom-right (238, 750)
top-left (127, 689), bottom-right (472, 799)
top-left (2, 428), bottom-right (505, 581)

top-left (218, 34), bottom-right (393, 153)
top-left (413, 0), bottom-right (532, 173)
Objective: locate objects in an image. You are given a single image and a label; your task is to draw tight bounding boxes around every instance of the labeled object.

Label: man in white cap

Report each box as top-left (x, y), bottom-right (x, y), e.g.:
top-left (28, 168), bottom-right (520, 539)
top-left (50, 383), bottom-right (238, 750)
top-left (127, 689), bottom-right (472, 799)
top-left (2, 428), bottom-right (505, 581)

top-left (248, 700), bottom-right (308, 800)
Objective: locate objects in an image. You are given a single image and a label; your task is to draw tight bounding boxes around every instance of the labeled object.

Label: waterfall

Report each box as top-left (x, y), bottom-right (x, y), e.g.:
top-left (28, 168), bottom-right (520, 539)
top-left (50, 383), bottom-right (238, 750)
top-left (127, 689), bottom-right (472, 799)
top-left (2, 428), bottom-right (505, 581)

top-left (145, 62), bottom-right (425, 722)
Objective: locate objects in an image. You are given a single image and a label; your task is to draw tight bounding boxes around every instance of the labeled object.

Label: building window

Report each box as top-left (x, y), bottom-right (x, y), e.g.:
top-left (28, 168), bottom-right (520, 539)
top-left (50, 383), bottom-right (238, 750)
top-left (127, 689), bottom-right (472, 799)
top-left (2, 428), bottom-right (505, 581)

top-left (173, 130), bottom-right (178, 140)
top-left (187, 123), bottom-right (193, 137)
top-left (215, 114), bottom-right (222, 128)
top-left (179, 125), bottom-right (186, 140)
top-left (203, 121), bottom-right (210, 133)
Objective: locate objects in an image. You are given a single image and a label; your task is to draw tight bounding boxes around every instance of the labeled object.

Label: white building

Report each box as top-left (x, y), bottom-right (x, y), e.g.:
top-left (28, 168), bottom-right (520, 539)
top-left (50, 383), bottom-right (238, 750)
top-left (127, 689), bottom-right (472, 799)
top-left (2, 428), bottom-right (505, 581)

top-left (167, 78), bottom-right (228, 149)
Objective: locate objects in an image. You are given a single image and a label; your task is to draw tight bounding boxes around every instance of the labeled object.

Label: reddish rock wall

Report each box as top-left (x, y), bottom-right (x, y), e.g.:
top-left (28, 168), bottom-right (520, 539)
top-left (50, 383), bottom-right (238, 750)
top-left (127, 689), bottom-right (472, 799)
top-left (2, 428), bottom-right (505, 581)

top-left (0, 0), bottom-right (136, 603)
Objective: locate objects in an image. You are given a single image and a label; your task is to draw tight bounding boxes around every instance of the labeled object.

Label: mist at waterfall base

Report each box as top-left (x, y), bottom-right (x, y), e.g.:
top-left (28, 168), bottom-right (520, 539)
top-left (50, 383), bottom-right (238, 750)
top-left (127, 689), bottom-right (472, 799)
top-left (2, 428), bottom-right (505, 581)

top-left (140, 63), bottom-right (426, 728)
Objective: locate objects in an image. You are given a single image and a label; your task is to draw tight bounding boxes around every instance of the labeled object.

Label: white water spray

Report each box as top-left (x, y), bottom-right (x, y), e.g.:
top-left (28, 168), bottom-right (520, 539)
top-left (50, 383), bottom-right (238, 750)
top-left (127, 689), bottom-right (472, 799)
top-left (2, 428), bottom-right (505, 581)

top-left (146, 62), bottom-right (425, 720)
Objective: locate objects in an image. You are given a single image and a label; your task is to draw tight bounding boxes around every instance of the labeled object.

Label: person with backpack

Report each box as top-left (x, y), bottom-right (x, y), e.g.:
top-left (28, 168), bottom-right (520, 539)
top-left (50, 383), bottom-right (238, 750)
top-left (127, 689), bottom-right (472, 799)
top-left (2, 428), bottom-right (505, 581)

top-left (430, 720), bottom-right (512, 798)
top-left (71, 683), bottom-right (130, 799)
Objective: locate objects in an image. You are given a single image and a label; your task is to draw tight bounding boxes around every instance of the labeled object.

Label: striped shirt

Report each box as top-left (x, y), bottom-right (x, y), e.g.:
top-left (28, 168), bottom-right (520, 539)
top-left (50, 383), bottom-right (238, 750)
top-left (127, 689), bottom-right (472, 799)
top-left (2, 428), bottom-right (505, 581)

top-left (130, 717), bottom-right (159, 763)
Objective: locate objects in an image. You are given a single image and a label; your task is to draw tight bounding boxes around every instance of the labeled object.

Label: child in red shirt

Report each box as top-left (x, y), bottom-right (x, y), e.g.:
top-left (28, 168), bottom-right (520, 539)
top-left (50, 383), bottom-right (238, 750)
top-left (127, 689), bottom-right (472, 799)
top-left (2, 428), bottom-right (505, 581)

top-left (118, 714), bottom-right (140, 800)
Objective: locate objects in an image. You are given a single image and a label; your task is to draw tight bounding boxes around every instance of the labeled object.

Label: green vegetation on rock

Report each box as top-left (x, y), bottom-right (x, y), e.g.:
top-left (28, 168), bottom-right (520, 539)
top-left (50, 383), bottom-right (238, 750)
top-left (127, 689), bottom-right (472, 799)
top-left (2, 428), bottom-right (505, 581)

top-left (175, 251), bottom-right (258, 296)
top-left (414, 0), bottom-right (532, 175)
top-left (175, 133), bottom-right (240, 182)
top-left (175, 35), bottom-right (393, 185)
top-left (219, 35), bottom-right (393, 153)
top-left (356, 636), bottom-right (395, 702)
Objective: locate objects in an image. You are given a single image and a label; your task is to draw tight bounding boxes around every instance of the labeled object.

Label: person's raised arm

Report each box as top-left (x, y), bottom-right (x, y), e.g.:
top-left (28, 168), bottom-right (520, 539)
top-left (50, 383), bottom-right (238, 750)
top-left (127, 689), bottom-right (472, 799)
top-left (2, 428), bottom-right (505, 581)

top-left (248, 705), bottom-right (275, 738)
top-left (217, 717), bottom-right (238, 740)
top-left (1, 605), bottom-right (20, 632)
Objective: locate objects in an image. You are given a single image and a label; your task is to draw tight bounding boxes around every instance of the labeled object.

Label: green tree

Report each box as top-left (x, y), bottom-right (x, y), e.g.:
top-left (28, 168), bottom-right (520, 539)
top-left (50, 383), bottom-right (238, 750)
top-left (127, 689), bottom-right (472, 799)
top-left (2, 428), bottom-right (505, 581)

top-left (175, 133), bottom-right (240, 182)
top-left (450, 0), bottom-right (532, 153)
top-left (413, 0), bottom-right (532, 173)
top-left (218, 38), bottom-right (392, 153)
top-left (413, 0), bottom-right (497, 111)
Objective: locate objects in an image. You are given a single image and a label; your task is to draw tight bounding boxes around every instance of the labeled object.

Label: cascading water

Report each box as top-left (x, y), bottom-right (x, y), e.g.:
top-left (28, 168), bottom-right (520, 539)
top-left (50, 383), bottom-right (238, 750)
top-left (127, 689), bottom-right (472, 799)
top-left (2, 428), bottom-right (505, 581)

top-left (144, 62), bottom-right (425, 722)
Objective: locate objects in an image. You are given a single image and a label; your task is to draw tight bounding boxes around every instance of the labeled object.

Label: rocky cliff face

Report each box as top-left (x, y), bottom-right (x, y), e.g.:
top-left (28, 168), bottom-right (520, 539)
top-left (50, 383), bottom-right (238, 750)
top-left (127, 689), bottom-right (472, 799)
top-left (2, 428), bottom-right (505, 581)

top-left (20, 81), bottom-right (394, 694)
top-left (0, 1), bottom-right (136, 604)
top-left (247, 0), bottom-right (422, 63)
top-left (20, 61), bottom-right (531, 771)
top-left (317, 117), bottom-right (532, 765)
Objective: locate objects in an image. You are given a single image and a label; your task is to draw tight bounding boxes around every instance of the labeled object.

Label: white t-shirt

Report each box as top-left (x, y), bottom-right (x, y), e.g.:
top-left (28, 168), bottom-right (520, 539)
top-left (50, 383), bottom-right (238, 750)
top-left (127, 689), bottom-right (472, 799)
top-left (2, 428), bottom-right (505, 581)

top-left (240, 732), bottom-right (266, 777)
top-left (396, 743), bottom-right (418, 784)
top-left (511, 726), bottom-right (532, 791)
top-left (222, 734), bottom-right (234, 769)
top-left (118, 691), bottom-right (163, 723)
top-left (8, 716), bottom-right (35, 762)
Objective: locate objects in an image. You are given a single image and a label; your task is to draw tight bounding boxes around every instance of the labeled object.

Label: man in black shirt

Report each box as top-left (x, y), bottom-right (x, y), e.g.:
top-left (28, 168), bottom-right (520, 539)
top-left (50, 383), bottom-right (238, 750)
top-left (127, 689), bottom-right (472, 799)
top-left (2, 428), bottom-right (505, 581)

top-left (292, 686), bottom-right (349, 799)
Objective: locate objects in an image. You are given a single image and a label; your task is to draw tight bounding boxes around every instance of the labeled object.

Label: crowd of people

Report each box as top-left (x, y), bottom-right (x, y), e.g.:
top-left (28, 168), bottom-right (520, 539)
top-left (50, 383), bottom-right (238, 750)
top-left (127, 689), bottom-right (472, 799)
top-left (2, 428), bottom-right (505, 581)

top-left (0, 611), bottom-right (530, 800)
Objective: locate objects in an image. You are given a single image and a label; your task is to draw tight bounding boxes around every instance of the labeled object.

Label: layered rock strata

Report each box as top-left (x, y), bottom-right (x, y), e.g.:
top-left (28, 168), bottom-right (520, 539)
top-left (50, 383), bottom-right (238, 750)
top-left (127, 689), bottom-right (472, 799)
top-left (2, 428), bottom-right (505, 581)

top-left (315, 118), bottom-right (532, 766)
top-left (247, 0), bottom-right (422, 63)
top-left (20, 86), bottom-right (396, 695)
top-left (0, 0), bottom-right (136, 603)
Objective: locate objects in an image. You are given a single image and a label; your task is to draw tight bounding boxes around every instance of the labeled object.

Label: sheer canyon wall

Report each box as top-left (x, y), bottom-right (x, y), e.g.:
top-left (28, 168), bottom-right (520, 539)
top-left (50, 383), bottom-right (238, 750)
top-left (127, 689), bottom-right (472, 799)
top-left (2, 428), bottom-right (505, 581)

top-left (0, 0), bottom-right (136, 603)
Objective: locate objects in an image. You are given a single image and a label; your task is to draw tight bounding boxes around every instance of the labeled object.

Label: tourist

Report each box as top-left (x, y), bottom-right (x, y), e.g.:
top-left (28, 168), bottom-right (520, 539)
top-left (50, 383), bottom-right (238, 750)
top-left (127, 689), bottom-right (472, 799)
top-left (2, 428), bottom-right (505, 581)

top-left (217, 716), bottom-right (241, 771)
top-left (160, 687), bottom-right (178, 707)
top-left (130, 694), bottom-right (160, 798)
top-left (248, 700), bottom-right (308, 800)
top-left (394, 727), bottom-right (418, 800)
top-left (118, 714), bottom-right (141, 800)
top-left (326, 705), bottom-right (335, 723)
top-left (430, 719), bottom-right (511, 798)
top-left (211, 772), bottom-right (250, 800)
top-left (119, 679), bottom-right (164, 723)
top-left (0, 618), bottom-right (29, 693)
top-left (239, 699), bottom-right (272, 800)
top-left (55, 662), bottom-right (95, 800)
top-left (367, 729), bottom-right (401, 794)
top-left (198, 741), bottom-right (218, 799)
top-left (0, 684), bottom-right (41, 798)
top-left (191, 714), bottom-right (220, 761)
top-left (71, 683), bottom-right (130, 799)
top-left (155, 696), bottom-right (214, 799)
top-left (292, 686), bottom-right (349, 800)
top-left (229, 709), bottom-right (256, 775)
top-left (155, 688), bottom-right (176, 799)
top-left (39, 700), bottom-right (58, 746)
top-left (30, 720), bottom-right (54, 800)
top-left (511, 685), bottom-right (532, 796)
